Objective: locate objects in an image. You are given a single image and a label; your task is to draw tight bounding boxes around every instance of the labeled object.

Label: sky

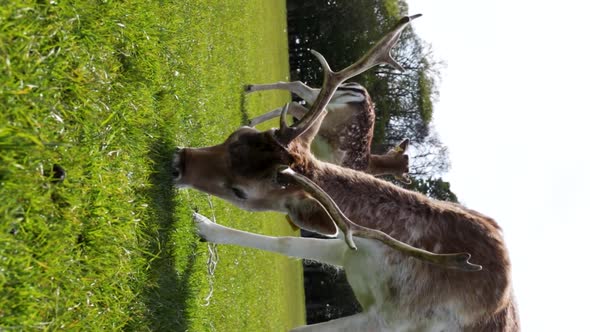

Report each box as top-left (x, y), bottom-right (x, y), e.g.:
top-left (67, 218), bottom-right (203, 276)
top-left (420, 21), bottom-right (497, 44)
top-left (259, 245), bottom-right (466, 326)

top-left (405, 0), bottom-right (590, 330)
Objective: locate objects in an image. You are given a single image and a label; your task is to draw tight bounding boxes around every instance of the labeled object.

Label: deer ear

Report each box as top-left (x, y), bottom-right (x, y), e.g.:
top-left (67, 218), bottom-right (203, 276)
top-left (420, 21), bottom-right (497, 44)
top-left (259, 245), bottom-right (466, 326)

top-left (398, 138), bottom-right (409, 152)
top-left (284, 193), bottom-right (338, 237)
top-left (387, 138), bottom-right (410, 155)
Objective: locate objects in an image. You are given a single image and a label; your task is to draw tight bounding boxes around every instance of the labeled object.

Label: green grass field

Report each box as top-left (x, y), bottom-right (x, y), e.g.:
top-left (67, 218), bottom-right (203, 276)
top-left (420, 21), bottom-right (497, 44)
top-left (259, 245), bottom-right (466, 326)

top-left (0, 0), bottom-right (305, 330)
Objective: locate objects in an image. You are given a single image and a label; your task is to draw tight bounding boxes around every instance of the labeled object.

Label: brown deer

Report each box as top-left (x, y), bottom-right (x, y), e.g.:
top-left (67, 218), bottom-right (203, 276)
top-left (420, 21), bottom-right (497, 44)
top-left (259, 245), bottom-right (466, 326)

top-left (174, 15), bottom-right (519, 331)
top-left (245, 81), bottom-right (411, 182)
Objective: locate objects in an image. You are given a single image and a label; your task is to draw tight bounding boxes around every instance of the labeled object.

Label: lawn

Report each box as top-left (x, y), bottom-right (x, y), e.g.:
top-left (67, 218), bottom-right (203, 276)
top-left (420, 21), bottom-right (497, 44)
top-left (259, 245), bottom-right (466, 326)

top-left (0, 0), bottom-right (305, 331)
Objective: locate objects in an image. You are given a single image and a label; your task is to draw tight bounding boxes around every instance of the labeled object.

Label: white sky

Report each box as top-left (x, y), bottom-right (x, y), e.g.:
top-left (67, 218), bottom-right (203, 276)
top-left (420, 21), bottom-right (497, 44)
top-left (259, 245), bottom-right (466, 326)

top-left (406, 1), bottom-right (590, 330)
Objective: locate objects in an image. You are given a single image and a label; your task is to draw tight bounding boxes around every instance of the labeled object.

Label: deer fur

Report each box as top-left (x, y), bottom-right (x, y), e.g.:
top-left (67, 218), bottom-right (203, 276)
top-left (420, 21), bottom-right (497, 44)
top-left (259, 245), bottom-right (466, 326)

top-left (176, 15), bottom-right (519, 331)
top-left (246, 82), bottom-right (411, 180)
top-left (179, 124), bottom-right (519, 331)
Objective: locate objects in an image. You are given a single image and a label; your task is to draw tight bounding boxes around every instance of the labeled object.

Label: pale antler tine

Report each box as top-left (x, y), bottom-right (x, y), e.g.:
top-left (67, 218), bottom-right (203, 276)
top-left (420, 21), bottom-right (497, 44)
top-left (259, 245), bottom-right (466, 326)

top-left (335, 14), bottom-right (421, 81)
top-left (279, 167), bottom-right (357, 250)
top-left (279, 103), bottom-right (290, 132)
top-left (351, 227), bottom-right (482, 271)
top-left (276, 50), bottom-right (340, 146)
top-left (385, 57), bottom-right (405, 72)
top-left (394, 174), bottom-right (412, 185)
top-left (279, 167), bottom-right (482, 272)
top-left (402, 174), bottom-right (412, 185)
top-left (310, 49), bottom-right (334, 77)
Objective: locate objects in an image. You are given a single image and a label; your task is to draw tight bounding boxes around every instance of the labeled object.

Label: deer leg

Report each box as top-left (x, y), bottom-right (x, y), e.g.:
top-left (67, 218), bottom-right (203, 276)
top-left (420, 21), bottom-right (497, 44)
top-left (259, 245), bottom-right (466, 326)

top-left (248, 107), bottom-right (283, 126)
top-left (246, 81), bottom-right (318, 127)
top-left (193, 212), bottom-right (347, 266)
top-left (249, 102), bottom-right (309, 127)
top-left (245, 81), bottom-right (320, 104)
top-left (290, 310), bottom-right (381, 332)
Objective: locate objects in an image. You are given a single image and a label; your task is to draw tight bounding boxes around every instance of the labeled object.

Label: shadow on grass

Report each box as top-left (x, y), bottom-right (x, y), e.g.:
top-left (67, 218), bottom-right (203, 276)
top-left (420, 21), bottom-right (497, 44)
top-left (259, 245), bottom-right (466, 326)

top-left (239, 92), bottom-right (250, 126)
top-left (134, 137), bottom-right (198, 332)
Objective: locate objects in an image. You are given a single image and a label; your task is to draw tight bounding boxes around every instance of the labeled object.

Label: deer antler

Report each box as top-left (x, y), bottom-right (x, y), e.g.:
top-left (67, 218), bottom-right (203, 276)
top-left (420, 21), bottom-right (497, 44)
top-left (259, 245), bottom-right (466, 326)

top-left (275, 14), bottom-right (422, 147)
top-left (278, 166), bottom-right (358, 250)
top-left (279, 167), bottom-right (482, 272)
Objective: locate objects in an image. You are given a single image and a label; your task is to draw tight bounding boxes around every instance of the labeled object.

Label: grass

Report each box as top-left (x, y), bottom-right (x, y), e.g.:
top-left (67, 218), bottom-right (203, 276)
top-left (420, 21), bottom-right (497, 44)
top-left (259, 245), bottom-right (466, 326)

top-left (0, 0), bottom-right (305, 331)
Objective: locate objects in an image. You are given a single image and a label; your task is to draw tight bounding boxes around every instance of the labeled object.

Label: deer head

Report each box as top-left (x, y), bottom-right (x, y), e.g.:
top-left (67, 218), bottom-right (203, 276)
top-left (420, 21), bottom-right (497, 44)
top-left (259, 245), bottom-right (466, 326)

top-left (173, 15), bottom-right (480, 271)
top-left (368, 138), bottom-right (412, 183)
top-left (174, 107), bottom-right (341, 237)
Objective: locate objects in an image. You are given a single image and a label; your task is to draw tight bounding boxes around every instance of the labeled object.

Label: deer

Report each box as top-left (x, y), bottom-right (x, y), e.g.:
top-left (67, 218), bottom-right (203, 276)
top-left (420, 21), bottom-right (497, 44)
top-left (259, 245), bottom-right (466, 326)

top-left (174, 14), bottom-right (519, 331)
top-left (245, 81), bottom-right (412, 182)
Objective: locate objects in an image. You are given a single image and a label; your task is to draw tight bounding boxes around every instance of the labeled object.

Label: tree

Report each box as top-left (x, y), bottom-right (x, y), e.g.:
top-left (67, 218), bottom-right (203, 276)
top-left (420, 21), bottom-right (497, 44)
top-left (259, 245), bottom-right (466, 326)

top-left (405, 177), bottom-right (458, 202)
top-left (406, 130), bottom-right (449, 177)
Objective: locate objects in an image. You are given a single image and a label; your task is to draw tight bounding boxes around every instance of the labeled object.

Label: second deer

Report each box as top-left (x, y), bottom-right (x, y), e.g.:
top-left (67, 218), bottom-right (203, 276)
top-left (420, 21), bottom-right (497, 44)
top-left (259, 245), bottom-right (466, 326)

top-left (246, 81), bottom-right (411, 182)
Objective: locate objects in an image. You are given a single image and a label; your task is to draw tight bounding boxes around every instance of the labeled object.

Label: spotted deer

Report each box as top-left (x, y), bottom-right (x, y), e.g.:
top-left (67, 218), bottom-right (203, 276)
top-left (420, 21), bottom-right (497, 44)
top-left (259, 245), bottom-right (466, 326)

top-left (174, 15), bottom-right (519, 331)
top-left (245, 82), bottom-right (411, 182)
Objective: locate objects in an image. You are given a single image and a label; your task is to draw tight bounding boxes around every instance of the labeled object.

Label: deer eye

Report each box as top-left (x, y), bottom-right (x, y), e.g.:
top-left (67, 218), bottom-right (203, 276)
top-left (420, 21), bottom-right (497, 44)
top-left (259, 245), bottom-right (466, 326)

top-left (231, 187), bottom-right (247, 200)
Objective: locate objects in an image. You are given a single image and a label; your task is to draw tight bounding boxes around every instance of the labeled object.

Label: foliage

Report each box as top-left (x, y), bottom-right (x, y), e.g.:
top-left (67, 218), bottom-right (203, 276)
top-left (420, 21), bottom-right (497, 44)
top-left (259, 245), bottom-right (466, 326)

top-left (382, 0), bottom-right (401, 18)
top-left (406, 178), bottom-right (458, 202)
top-left (407, 131), bottom-right (449, 177)
top-left (417, 69), bottom-right (434, 123)
top-left (0, 0), bottom-right (305, 331)
top-left (303, 261), bottom-right (361, 324)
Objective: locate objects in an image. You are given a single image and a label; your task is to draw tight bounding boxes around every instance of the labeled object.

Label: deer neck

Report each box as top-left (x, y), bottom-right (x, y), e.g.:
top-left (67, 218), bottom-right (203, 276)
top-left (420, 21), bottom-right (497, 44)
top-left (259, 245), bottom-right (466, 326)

top-left (366, 154), bottom-right (398, 176)
top-left (297, 157), bottom-right (419, 227)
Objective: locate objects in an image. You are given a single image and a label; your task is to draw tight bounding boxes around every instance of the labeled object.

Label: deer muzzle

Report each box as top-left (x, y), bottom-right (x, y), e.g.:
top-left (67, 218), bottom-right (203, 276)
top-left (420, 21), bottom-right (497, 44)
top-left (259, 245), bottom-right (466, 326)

top-left (172, 146), bottom-right (232, 197)
top-left (172, 147), bottom-right (184, 181)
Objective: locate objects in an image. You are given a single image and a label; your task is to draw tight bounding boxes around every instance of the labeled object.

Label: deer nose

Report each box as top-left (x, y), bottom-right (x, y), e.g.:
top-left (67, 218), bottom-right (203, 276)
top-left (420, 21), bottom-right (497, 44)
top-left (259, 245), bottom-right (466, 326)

top-left (172, 147), bottom-right (184, 180)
